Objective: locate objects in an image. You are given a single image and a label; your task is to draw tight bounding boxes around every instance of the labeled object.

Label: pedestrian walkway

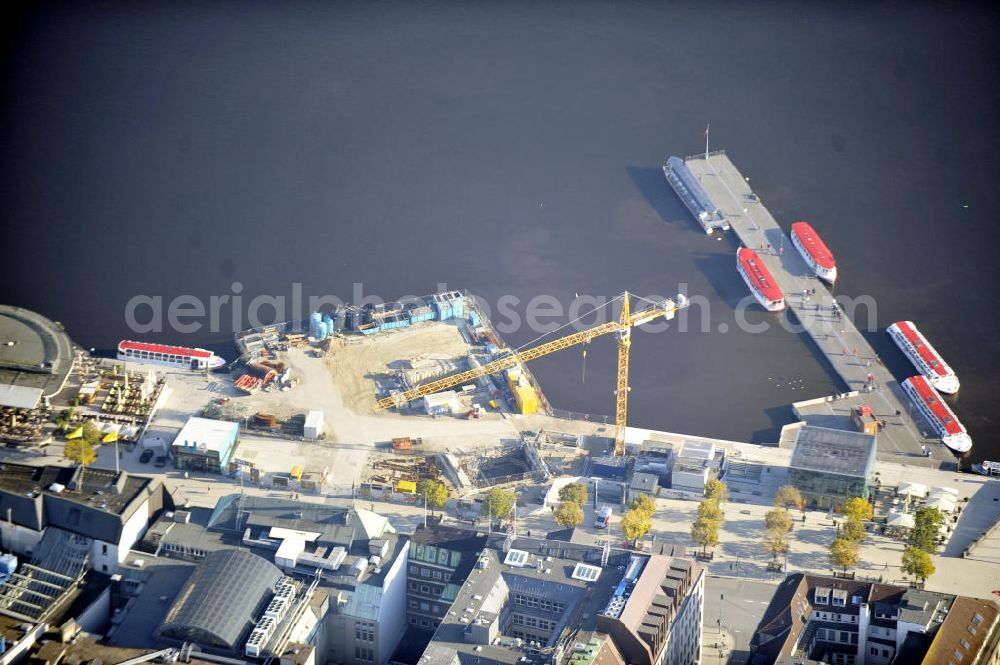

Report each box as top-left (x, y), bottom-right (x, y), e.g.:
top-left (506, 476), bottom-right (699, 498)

top-left (684, 150), bottom-right (953, 465)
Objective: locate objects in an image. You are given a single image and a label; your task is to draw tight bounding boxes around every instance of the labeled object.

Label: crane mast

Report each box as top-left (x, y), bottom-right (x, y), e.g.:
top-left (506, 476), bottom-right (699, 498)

top-left (614, 295), bottom-right (633, 457)
top-left (374, 291), bottom-right (689, 456)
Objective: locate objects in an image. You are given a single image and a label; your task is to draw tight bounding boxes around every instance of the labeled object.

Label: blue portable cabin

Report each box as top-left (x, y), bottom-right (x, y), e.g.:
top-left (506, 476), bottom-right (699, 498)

top-left (450, 293), bottom-right (465, 318)
top-left (408, 305), bottom-right (435, 324)
top-left (380, 311), bottom-right (410, 331)
top-left (469, 309), bottom-right (480, 326)
top-left (309, 311), bottom-right (324, 338)
top-left (432, 296), bottom-right (453, 320)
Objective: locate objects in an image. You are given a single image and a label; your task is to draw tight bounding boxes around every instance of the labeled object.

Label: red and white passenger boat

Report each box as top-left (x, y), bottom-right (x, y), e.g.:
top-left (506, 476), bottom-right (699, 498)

top-left (737, 247), bottom-right (785, 311)
top-left (117, 340), bottom-right (225, 370)
top-left (887, 321), bottom-right (959, 394)
top-left (902, 375), bottom-right (971, 453)
top-left (790, 221), bottom-right (837, 283)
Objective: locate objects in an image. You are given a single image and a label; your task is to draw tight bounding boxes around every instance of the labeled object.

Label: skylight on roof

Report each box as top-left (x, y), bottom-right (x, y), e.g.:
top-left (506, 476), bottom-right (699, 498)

top-left (504, 549), bottom-right (529, 567)
top-left (572, 563), bottom-right (601, 582)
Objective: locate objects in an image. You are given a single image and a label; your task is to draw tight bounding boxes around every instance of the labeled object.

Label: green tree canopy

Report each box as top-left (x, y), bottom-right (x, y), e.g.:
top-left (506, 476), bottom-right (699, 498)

top-left (841, 518), bottom-right (867, 543)
top-left (901, 546), bottom-right (936, 583)
top-left (81, 420), bottom-right (102, 447)
top-left (909, 507), bottom-right (945, 553)
top-left (829, 538), bottom-right (860, 575)
top-left (483, 488), bottom-right (516, 521)
top-left (554, 501), bottom-right (584, 528)
top-left (629, 493), bottom-right (656, 517)
top-left (558, 481), bottom-right (589, 507)
top-left (842, 497), bottom-right (873, 523)
top-left (54, 408), bottom-right (75, 431)
top-left (65, 438), bottom-right (97, 467)
top-left (697, 499), bottom-right (724, 524)
top-left (775, 485), bottom-right (803, 510)
top-left (765, 508), bottom-right (793, 535)
top-left (621, 509), bottom-right (652, 545)
top-left (704, 479), bottom-right (729, 504)
top-left (417, 479), bottom-right (449, 514)
top-left (691, 516), bottom-right (720, 555)
top-left (762, 528), bottom-right (789, 562)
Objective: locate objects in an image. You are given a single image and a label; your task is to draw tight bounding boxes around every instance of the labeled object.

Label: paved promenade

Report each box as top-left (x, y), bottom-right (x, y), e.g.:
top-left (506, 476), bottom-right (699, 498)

top-left (684, 151), bottom-right (953, 465)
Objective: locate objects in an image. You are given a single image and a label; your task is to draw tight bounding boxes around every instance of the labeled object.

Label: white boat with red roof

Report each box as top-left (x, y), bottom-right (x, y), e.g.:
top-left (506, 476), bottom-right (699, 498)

top-left (736, 247), bottom-right (785, 311)
top-left (117, 340), bottom-right (225, 370)
top-left (791, 221), bottom-right (837, 283)
top-left (887, 321), bottom-right (959, 394)
top-left (902, 375), bottom-right (971, 453)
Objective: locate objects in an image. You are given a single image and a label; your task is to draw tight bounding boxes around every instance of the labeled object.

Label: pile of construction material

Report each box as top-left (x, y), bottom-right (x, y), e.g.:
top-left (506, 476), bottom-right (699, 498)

top-left (366, 453), bottom-right (444, 495)
top-left (234, 360), bottom-right (286, 394)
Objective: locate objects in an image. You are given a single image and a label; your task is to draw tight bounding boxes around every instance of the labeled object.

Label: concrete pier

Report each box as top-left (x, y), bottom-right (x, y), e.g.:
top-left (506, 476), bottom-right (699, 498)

top-left (682, 151), bottom-right (954, 465)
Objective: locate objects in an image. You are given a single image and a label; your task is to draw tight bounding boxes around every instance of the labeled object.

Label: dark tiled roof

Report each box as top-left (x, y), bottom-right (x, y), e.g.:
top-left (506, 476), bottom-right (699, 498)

top-left (0, 462), bottom-right (160, 542)
top-left (410, 523), bottom-right (487, 555)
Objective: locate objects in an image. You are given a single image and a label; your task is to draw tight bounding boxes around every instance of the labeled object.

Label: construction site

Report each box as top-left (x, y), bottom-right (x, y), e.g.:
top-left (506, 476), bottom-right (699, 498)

top-left (228, 291), bottom-right (551, 423)
top-left (356, 429), bottom-right (589, 509)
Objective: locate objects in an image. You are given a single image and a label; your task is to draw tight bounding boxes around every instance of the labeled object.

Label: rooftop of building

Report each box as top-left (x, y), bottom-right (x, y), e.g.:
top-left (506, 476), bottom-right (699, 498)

top-left (922, 595), bottom-right (999, 665)
top-left (750, 573), bottom-right (979, 665)
top-left (630, 473), bottom-right (659, 491)
top-left (157, 549), bottom-right (283, 652)
top-left (419, 534), bottom-right (655, 665)
top-left (108, 552), bottom-right (198, 649)
top-left (678, 439), bottom-right (715, 460)
top-left (638, 439), bottom-right (674, 456)
top-left (206, 494), bottom-right (394, 545)
top-left (0, 462), bottom-right (162, 540)
top-left (0, 614), bottom-right (35, 648)
top-left (0, 571), bottom-right (109, 640)
top-left (0, 305), bottom-right (74, 408)
top-left (409, 522), bottom-right (489, 552)
top-left (565, 633), bottom-right (625, 665)
top-left (789, 426), bottom-right (876, 477)
top-left (171, 417), bottom-right (239, 452)
top-left (898, 588), bottom-right (955, 627)
top-left (29, 634), bottom-right (221, 665)
top-left (140, 495), bottom-right (408, 623)
top-left (0, 462), bottom-right (155, 514)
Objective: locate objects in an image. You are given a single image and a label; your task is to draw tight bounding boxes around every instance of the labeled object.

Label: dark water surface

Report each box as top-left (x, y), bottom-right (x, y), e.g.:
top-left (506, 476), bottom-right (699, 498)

top-left (1, 3), bottom-right (998, 453)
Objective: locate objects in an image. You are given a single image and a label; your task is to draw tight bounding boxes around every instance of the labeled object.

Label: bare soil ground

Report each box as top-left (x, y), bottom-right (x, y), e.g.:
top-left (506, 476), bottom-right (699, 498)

top-left (326, 322), bottom-right (472, 414)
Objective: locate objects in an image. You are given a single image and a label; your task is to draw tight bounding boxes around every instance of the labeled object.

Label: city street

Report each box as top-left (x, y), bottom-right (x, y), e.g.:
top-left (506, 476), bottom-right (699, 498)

top-left (702, 576), bottom-right (779, 665)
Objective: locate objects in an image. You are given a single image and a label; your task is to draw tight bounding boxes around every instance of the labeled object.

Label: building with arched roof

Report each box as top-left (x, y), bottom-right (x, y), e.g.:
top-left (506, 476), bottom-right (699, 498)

top-left (157, 548), bottom-right (282, 652)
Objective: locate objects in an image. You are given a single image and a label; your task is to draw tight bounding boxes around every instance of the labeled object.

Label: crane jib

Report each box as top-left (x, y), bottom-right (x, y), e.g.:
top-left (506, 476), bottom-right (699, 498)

top-left (373, 295), bottom-right (688, 412)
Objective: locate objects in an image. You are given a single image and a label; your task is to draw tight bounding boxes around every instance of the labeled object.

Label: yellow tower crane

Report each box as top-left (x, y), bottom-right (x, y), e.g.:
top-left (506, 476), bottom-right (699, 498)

top-left (374, 292), bottom-right (688, 455)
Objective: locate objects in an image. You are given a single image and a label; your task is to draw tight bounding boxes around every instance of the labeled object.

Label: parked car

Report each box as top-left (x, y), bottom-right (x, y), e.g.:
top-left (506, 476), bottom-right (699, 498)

top-left (154, 455), bottom-right (168, 468)
top-left (139, 449), bottom-right (154, 463)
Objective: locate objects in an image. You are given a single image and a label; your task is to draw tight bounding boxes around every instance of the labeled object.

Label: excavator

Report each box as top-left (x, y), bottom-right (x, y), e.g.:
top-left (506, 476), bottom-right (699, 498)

top-left (374, 291), bottom-right (689, 456)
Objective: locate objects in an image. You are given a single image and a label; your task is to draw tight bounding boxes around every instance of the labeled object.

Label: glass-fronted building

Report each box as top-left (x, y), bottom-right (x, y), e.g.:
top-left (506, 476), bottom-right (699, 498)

top-left (788, 426), bottom-right (877, 509)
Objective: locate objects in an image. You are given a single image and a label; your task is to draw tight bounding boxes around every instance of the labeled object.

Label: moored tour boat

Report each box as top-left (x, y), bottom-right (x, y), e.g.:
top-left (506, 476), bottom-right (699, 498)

top-left (117, 340), bottom-right (225, 370)
top-left (887, 321), bottom-right (959, 394)
top-left (901, 375), bottom-right (971, 454)
top-left (791, 221), bottom-right (837, 283)
top-left (737, 247), bottom-right (785, 311)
